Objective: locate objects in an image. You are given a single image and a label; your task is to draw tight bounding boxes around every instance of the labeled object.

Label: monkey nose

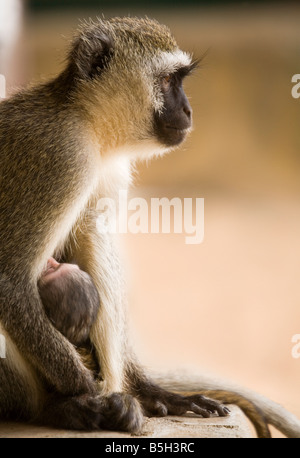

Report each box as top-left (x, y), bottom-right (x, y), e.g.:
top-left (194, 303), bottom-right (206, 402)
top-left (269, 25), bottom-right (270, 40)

top-left (183, 103), bottom-right (192, 121)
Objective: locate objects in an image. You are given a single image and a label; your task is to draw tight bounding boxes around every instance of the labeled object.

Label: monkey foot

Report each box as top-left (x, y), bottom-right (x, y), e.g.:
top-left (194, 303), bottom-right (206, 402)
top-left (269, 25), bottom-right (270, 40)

top-left (137, 390), bottom-right (230, 419)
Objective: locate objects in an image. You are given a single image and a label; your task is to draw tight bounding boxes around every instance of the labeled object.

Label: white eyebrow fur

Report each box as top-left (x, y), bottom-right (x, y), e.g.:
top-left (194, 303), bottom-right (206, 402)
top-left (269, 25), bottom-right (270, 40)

top-left (153, 49), bottom-right (192, 75)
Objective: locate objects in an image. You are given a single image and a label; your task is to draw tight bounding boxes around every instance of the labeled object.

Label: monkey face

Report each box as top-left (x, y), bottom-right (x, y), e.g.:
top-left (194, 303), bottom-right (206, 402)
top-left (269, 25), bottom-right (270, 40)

top-left (69, 18), bottom-right (197, 156)
top-left (153, 63), bottom-right (197, 147)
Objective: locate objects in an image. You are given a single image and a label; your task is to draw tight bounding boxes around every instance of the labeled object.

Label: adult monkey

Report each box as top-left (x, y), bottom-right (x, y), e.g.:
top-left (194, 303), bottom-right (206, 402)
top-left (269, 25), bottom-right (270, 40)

top-left (0, 17), bottom-right (299, 437)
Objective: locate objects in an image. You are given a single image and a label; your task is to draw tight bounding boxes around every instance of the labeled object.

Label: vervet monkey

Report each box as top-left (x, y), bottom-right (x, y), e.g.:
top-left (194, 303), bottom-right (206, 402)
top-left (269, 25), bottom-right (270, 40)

top-left (0, 17), bottom-right (299, 437)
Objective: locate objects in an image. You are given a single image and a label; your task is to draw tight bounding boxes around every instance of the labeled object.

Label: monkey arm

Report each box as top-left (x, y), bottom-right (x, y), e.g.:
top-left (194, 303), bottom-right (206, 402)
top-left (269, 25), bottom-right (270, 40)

top-left (0, 279), bottom-right (96, 396)
top-left (0, 271), bottom-right (145, 432)
top-left (0, 273), bottom-right (145, 432)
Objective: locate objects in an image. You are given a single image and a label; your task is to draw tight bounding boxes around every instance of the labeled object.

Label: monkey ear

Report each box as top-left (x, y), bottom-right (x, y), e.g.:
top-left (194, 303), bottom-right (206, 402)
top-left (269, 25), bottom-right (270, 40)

top-left (71, 32), bottom-right (114, 80)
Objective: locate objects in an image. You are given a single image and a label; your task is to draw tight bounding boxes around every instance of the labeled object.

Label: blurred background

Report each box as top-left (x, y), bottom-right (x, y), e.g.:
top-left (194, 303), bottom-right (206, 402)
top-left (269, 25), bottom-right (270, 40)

top-left (1, 0), bottom-right (300, 437)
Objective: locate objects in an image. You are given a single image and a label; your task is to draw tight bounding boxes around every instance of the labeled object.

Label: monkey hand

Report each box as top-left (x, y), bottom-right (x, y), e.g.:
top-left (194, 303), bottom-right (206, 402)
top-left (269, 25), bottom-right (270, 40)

top-left (39, 392), bottom-right (144, 432)
top-left (136, 388), bottom-right (230, 419)
top-left (99, 393), bottom-right (144, 433)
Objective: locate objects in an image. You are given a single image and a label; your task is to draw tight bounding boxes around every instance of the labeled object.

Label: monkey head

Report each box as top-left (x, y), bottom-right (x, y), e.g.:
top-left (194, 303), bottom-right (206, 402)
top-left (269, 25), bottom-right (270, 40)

top-left (67, 17), bottom-right (197, 157)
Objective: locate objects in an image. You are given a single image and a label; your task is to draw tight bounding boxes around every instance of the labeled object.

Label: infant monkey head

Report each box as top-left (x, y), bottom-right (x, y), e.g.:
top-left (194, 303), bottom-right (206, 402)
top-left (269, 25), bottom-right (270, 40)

top-left (38, 258), bottom-right (100, 346)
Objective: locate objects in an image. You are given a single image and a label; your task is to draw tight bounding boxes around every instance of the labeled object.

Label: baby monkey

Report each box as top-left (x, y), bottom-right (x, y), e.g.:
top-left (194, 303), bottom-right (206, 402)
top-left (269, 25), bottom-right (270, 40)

top-left (38, 258), bottom-right (100, 373)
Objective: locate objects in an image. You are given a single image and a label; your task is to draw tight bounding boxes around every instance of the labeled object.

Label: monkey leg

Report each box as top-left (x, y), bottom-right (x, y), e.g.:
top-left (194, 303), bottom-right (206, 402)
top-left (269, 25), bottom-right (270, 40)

top-left (126, 367), bottom-right (273, 438)
top-left (126, 363), bottom-right (229, 420)
top-left (134, 384), bottom-right (229, 419)
top-left (0, 323), bottom-right (144, 432)
top-left (152, 372), bottom-right (300, 438)
top-left (134, 384), bottom-right (270, 438)
top-left (127, 364), bottom-right (272, 438)
top-left (0, 357), bottom-right (144, 432)
top-left (0, 323), bottom-right (44, 421)
top-left (0, 281), bottom-right (97, 397)
top-left (0, 360), bottom-right (39, 421)
top-left (63, 215), bottom-right (127, 395)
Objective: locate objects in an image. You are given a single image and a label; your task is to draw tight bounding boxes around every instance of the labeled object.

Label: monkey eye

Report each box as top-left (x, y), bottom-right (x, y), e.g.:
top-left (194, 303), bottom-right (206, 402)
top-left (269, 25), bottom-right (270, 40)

top-left (161, 74), bottom-right (172, 90)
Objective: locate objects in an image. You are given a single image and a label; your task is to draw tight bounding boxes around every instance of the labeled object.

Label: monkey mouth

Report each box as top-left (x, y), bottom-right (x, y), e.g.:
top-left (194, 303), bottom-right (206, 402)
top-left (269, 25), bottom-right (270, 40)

top-left (154, 111), bottom-right (192, 147)
top-left (157, 125), bottom-right (190, 147)
top-left (165, 125), bottom-right (188, 133)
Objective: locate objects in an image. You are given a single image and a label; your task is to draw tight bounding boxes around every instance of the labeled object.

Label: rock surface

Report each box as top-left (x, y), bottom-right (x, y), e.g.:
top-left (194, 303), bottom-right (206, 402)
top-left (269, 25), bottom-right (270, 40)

top-left (0, 405), bottom-right (253, 438)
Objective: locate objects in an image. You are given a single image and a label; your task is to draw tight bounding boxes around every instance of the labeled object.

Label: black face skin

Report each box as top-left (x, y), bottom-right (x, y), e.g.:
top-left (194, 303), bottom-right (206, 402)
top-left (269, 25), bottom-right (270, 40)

top-left (154, 62), bottom-right (197, 147)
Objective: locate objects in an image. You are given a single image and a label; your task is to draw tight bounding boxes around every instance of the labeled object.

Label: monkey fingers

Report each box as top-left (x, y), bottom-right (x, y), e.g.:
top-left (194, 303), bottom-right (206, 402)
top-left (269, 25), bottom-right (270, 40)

top-left (138, 390), bottom-right (230, 419)
top-left (184, 394), bottom-right (230, 416)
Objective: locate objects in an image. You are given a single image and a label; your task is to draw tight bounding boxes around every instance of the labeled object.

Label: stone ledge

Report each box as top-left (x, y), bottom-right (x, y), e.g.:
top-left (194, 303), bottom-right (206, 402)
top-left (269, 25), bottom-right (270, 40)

top-left (0, 405), bottom-right (253, 438)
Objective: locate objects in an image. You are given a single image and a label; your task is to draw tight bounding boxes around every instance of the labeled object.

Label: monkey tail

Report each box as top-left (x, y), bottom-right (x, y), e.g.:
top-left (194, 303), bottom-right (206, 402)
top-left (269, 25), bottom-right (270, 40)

top-left (151, 371), bottom-right (300, 438)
